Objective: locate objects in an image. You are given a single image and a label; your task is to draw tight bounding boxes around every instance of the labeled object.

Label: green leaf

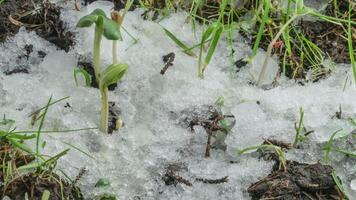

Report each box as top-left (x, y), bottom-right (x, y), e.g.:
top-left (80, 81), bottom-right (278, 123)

top-left (102, 18), bottom-right (121, 40)
top-left (77, 9), bottom-right (107, 28)
top-left (77, 14), bottom-right (98, 27)
top-left (163, 27), bottom-right (196, 57)
top-left (100, 63), bottom-right (128, 88)
top-left (92, 9), bottom-right (106, 17)
top-left (204, 24), bottom-right (223, 66)
top-left (95, 178), bottom-right (111, 188)
top-left (7, 138), bottom-right (33, 154)
top-left (74, 68), bottom-right (92, 87)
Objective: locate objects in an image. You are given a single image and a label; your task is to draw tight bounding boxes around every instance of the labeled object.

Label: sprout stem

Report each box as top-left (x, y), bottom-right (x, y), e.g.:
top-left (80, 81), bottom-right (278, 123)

top-left (94, 25), bottom-right (103, 85)
top-left (112, 41), bottom-right (118, 64)
top-left (100, 86), bottom-right (109, 133)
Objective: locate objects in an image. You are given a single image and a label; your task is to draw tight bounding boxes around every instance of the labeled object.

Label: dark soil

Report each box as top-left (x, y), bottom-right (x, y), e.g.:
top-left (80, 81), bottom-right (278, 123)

top-left (2, 44), bottom-right (42, 75)
top-left (108, 101), bottom-right (122, 134)
top-left (0, 0), bottom-right (74, 51)
top-left (1, 171), bottom-right (84, 200)
top-left (0, 142), bottom-right (84, 200)
top-left (248, 161), bottom-right (343, 200)
top-left (77, 60), bottom-right (118, 91)
top-left (0, 141), bottom-right (34, 170)
top-left (83, 0), bottom-right (141, 11)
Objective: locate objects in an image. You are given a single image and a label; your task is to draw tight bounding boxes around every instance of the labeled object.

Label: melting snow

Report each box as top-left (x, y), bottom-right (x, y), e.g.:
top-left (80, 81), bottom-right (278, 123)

top-left (0, 1), bottom-right (355, 199)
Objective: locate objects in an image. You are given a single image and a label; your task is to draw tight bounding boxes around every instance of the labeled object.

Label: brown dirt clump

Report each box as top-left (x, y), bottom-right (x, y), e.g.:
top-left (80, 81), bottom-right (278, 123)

top-left (0, 0), bottom-right (75, 51)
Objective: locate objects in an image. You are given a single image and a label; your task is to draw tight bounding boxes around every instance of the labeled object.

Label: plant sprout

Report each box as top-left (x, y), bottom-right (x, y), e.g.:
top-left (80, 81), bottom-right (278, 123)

top-left (292, 107), bottom-right (304, 147)
top-left (239, 144), bottom-right (287, 171)
top-left (77, 9), bottom-right (128, 133)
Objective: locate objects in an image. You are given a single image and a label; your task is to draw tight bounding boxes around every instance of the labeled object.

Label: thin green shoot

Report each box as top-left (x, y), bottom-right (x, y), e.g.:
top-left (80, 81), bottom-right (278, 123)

top-left (46, 134), bottom-right (94, 159)
top-left (35, 96), bottom-right (52, 161)
top-left (29, 96), bottom-right (70, 118)
top-left (252, 0), bottom-right (271, 57)
top-left (347, 2), bottom-right (356, 82)
top-left (282, 0), bottom-right (293, 56)
top-left (292, 107), bottom-right (304, 147)
top-left (12, 127), bottom-right (97, 134)
top-left (198, 22), bottom-right (223, 78)
top-left (163, 27), bottom-right (196, 57)
top-left (323, 129), bottom-right (342, 163)
top-left (200, 23), bottom-right (223, 77)
top-left (239, 144), bottom-right (286, 171)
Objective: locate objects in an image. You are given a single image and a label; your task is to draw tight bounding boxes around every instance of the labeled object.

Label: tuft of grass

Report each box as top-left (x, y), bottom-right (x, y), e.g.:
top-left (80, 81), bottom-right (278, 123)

top-left (252, 0), bottom-right (271, 57)
top-left (239, 144), bottom-right (287, 171)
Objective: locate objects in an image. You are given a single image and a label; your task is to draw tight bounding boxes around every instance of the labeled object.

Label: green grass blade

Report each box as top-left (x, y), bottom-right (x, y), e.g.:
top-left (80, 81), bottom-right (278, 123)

top-left (347, 3), bottom-right (356, 82)
top-left (35, 96), bottom-right (53, 159)
top-left (7, 138), bottom-right (33, 154)
top-left (163, 27), bottom-right (196, 57)
top-left (202, 24), bottom-right (223, 75)
top-left (12, 127), bottom-right (97, 134)
top-left (29, 96), bottom-right (70, 118)
top-left (252, 0), bottom-right (271, 57)
top-left (323, 129), bottom-right (342, 162)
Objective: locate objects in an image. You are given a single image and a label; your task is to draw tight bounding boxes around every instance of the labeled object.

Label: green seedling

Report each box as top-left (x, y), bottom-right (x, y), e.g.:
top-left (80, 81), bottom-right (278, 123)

top-left (74, 68), bottom-right (92, 87)
top-left (77, 9), bottom-right (128, 133)
top-left (239, 144), bottom-right (287, 171)
top-left (323, 129), bottom-right (342, 163)
top-left (292, 107), bottom-right (308, 147)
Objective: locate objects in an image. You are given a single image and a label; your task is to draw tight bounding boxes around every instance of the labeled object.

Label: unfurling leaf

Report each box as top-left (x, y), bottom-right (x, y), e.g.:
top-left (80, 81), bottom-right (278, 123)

top-left (102, 17), bottom-right (121, 40)
top-left (76, 9), bottom-right (107, 28)
top-left (74, 68), bottom-right (92, 87)
top-left (100, 63), bottom-right (128, 89)
top-left (76, 14), bottom-right (98, 27)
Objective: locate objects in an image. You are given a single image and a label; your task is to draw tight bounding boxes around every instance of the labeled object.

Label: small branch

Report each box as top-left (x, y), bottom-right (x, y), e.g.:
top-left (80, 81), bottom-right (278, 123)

top-left (196, 176), bottom-right (229, 184)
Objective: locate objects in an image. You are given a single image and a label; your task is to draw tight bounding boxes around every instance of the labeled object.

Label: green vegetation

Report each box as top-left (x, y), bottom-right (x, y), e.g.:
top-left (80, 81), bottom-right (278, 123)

top-left (0, 97), bottom-right (93, 199)
top-left (77, 9), bottom-right (128, 133)
top-left (239, 144), bottom-right (287, 171)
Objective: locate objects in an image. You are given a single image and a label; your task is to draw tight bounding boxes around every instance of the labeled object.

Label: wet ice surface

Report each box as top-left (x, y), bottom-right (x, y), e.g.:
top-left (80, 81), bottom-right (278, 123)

top-left (1, 1), bottom-right (356, 199)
